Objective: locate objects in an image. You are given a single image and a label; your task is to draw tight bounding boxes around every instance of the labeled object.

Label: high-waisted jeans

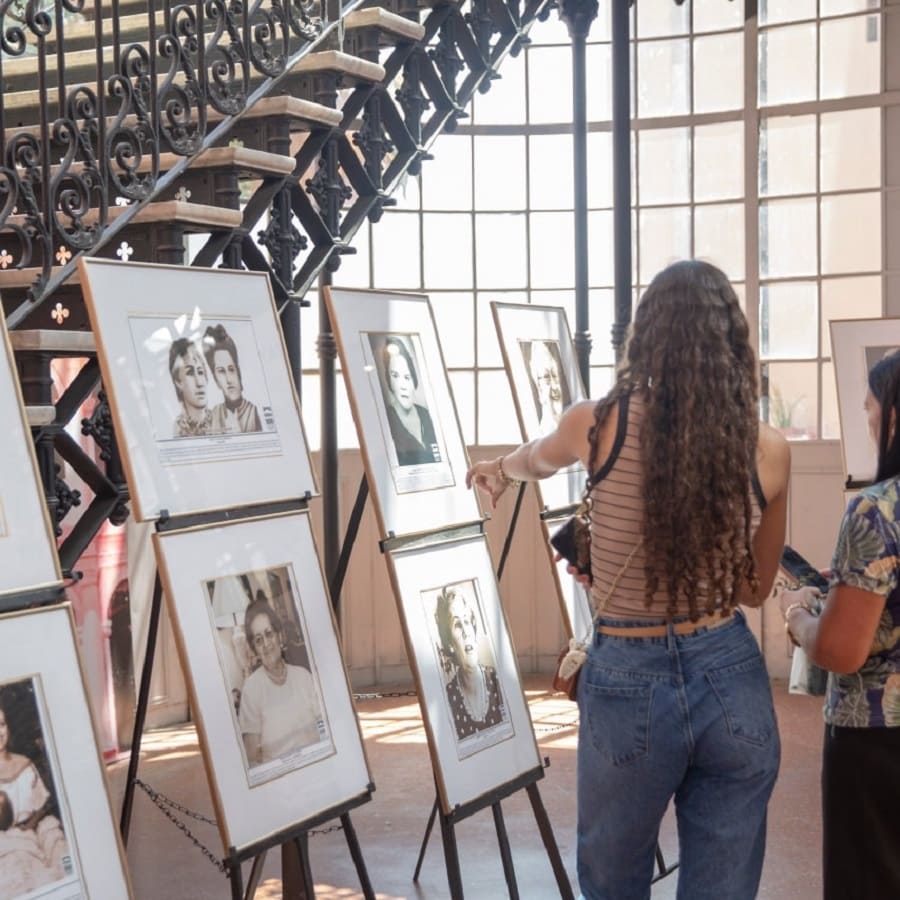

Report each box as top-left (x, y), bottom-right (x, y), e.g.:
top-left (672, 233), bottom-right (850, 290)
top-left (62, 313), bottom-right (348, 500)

top-left (576, 611), bottom-right (780, 900)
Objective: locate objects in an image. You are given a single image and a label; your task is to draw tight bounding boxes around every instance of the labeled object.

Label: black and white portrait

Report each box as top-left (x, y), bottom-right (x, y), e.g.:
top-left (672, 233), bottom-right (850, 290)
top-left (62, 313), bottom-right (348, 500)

top-left (368, 333), bottom-right (444, 468)
top-left (0, 678), bottom-right (80, 900)
top-left (519, 339), bottom-right (571, 437)
top-left (206, 566), bottom-right (333, 787)
top-left (423, 580), bottom-right (513, 760)
top-left (864, 345), bottom-right (900, 380)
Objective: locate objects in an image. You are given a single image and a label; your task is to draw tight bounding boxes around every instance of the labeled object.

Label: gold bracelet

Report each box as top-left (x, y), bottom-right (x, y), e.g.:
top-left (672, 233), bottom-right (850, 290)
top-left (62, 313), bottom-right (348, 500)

top-left (497, 456), bottom-right (521, 488)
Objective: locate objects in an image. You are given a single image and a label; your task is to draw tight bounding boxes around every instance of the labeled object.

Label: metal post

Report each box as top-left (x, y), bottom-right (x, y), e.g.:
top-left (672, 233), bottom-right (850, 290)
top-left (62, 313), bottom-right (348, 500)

top-left (559, 0), bottom-right (598, 390)
top-left (611, 0), bottom-right (632, 362)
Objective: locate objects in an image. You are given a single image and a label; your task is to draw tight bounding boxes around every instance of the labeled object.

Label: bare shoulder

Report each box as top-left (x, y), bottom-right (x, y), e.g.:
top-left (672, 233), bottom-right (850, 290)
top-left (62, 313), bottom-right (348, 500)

top-left (756, 421), bottom-right (791, 498)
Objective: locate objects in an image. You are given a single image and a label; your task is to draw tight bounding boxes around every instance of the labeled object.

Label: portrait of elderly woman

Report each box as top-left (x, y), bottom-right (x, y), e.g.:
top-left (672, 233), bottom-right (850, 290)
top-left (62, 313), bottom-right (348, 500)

top-left (372, 335), bottom-right (442, 467)
top-left (202, 324), bottom-right (263, 434)
top-left (238, 595), bottom-right (327, 768)
top-left (0, 685), bottom-right (73, 899)
top-left (521, 340), bottom-right (571, 437)
top-left (169, 337), bottom-right (213, 438)
top-left (433, 583), bottom-right (507, 744)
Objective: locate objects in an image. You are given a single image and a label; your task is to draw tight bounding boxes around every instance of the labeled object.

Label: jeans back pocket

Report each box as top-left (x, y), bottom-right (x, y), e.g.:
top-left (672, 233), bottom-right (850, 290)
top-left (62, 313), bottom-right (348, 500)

top-left (582, 675), bottom-right (654, 766)
top-left (706, 654), bottom-right (777, 747)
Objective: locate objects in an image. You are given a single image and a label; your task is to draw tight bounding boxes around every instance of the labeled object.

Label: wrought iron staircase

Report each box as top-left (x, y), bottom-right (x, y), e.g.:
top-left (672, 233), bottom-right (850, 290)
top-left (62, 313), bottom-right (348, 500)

top-left (0, 0), bottom-right (552, 577)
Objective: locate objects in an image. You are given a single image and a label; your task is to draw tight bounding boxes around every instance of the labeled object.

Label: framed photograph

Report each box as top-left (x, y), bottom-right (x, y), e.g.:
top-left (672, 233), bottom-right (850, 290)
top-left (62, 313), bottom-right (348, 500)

top-left (154, 511), bottom-right (371, 853)
top-left (0, 604), bottom-right (133, 899)
top-left (830, 318), bottom-right (900, 484)
top-left (78, 258), bottom-right (318, 521)
top-left (492, 302), bottom-right (588, 512)
top-left (0, 317), bottom-right (62, 597)
top-left (544, 513), bottom-right (594, 641)
top-left (325, 288), bottom-right (482, 538)
top-left (387, 535), bottom-right (540, 813)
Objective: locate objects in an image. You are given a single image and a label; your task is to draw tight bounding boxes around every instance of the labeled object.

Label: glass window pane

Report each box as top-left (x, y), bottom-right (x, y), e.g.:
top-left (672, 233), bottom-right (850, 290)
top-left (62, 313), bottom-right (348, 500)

top-left (474, 136), bottom-right (527, 211)
top-left (301, 374), bottom-right (320, 450)
top-left (638, 127), bottom-right (690, 205)
top-left (821, 0), bottom-right (882, 14)
top-left (760, 0), bottom-right (816, 25)
top-left (821, 276), bottom-right (882, 358)
top-left (391, 172), bottom-right (420, 211)
top-left (695, 121), bottom-right (744, 201)
top-left (693, 32), bottom-right (744, 114)
top-left (430, 293), bottom-right (475, 368)
top-left (821, 192), bottom-right (882, 275)
top-left (422, 214), bottom-right (473, 289)
top-left (759, 198), bottom-right (818, 277)
top-left (759, 115), bottom-right (816, 196)
top-left (586, 43), bottom-right (612, 122)
top-left (637, 39), bottom-right (690, 118)
top-left (589, 289), bottom-right (616, 367)
top-left (694, 1), bottom-right (744, 33)
top-left (820, 107), bottom-right (882, 192)
top-left (588, 210), bottom-right (615, 287)
top-left (759, 24), bottom-right (817, 106)
top-left (421, 135), bottom-right (472, 210)
top-left (472, 50), bottom-right (527, 125)
top-left (529, 47), bottom-right (573, 124)
top-left (763, 361), bottom-right (818, 439)
top-left (448, 370), bottom-right (475, 446)
top-left (591, 366), bottom-right (616, 398)
top-left (639, 206), bottom-right (691, 285)
top-left (529, 10), bottom-right (573, 45)
top-left (694, 203), bottom-right (745, 282)
top-left (637, 1), bottom-right (688, 38)
top-left (822, 360), bottom-right (839, 439)
top-left (530, 212), bottom-right (576, 289)
top-left (530, 134), bottom-right (574, 210)
top-left (373, 212), bottom-right (421, 288)
top-left (760, 282), bottom-right (818, 359)
top-left (334, 222), bottom-right (370, 288)
top-left (820, 15), bottom-right (882, 100)
top-left (477, 291), bottom-right (526, 367)
top-left (477, 370), bottom-right (522, 443)
top-left (476, 214), bottom-right (527, 289)
top-left (587, 131), bottom-right (614, 209)
top-left (300, 289), bottom-right (321, 375)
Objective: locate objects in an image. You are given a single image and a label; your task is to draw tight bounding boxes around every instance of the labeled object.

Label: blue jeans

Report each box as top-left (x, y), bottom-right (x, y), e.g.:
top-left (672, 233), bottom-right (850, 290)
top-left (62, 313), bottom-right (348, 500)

top-left (576, 611), bottom-right (780, 900)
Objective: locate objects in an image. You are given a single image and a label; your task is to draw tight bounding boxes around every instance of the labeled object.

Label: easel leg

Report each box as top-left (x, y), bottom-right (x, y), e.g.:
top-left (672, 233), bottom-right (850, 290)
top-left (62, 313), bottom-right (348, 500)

top-left (526, 783), bottom-right (575, 900)
top-left (491, 801), bottom-right (520, 900)
top-left (413, 796), bottom-right (439, 882)
top-left (497, 482), bottom-right (528, 580)
top-left (227, 857), bottom-right (244, 900)
top-left (282, 834), bottom-right (314, 900)
top-left (340, 812), bottom-right (375, 900)
top-left (244, 850), bottom-right (268, 899)
top-left (119, 572), bottom-right (163, 845)
top-left (329, 475), bottom-right (369, 611)
top-left (651, 841), bottom-right (679, 884)
top-left (438, 809), bottom-right (465, 900)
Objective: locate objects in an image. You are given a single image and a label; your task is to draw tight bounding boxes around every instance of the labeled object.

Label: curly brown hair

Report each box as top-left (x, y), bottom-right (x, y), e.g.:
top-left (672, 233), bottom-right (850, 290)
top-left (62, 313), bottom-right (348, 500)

top-left (588, 260), bottom-right (759, 619)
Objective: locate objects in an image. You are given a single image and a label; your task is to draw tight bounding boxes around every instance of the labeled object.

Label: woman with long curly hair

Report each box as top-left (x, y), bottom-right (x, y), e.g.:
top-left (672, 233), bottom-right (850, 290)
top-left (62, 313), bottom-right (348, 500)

top-left (467, 260), bottom-right (790, 900)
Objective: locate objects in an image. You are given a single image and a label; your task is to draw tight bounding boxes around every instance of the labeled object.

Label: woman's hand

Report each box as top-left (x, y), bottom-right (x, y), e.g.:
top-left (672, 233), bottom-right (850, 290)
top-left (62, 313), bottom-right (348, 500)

top-left (779, 585), bottom-right (822, 647)
top-left (553, 552), bottom-right (592, 588)
top-left (465, 458), bottom-right (509, 508)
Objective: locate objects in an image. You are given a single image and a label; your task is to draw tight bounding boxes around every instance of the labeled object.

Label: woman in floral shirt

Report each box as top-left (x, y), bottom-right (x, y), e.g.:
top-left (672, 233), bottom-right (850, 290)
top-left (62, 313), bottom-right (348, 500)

top-left (781, 350), bottom-right (900, 899)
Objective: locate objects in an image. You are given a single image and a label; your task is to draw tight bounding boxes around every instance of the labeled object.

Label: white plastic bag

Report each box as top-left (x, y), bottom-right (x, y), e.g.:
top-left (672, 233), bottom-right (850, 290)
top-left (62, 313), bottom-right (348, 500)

top-left (788, 646), bottom-right (828, 696)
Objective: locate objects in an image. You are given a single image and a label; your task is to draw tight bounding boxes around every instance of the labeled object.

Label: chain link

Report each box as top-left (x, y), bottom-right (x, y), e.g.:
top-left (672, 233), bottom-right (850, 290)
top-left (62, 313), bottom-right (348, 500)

top-left (135, 779), bottom-right (227, 873)
top-left (533, 717), bottom-right (579, 735)
top-left (307, 823), bottom-right (344, 837)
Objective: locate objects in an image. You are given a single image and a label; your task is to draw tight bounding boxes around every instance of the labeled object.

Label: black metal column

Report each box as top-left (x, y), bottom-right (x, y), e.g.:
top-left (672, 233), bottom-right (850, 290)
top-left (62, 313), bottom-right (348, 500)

top-left (559, 0), bottom-right (599, 391)
top-left (611, 0), bottom-right (632, 361)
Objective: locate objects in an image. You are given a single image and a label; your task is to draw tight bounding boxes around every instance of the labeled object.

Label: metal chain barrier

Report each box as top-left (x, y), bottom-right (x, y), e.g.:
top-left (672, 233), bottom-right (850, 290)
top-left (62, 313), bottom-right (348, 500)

top-left (135, 778), bottom-right (226, 873)
top-left (353, 690), bottom-right (418, 701)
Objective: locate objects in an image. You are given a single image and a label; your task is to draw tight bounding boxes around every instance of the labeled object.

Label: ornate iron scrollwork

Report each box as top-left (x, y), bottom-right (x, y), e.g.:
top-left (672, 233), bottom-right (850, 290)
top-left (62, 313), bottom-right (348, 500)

top-left (354, 95), bottom-right (395, 189)
top-left (285, 0), bottom-right (323, 45)
top-left (257, 207), bottom-right (307, 278)
top-left (306, 143), bottom-right (352, 235)
top-left (53, 464), bottom-right (82, 533)
top-left (247, 0), bottom-right (289, 77)
top-left (429, 16), bottom-right (464, 106)
top-left (204, 0), bottom-right (250, 115)
top-left (158, 4), bottom-right (207, 155)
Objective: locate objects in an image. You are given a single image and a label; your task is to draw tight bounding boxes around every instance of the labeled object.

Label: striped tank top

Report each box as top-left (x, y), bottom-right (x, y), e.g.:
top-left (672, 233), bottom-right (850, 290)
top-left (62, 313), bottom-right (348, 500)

top-left (588, 392), bottom-right (765, 620)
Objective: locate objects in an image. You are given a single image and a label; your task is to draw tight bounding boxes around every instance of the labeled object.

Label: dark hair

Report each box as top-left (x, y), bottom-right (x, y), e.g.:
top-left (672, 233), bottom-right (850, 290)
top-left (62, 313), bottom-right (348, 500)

top-left (202, 324), bottom-right (243, 387)
top-left (434, 586), bottom-right (477, 662)
top-left (871, 352), bottom-right (900, 482)
top-left (243, 596), bottom-right (283, 654)
top-left (382, 337), bottom-right (418, 391)
top-left (589, 259), bottom-right (759, 619)
top-left (0, 791), bottom-right (11, 831)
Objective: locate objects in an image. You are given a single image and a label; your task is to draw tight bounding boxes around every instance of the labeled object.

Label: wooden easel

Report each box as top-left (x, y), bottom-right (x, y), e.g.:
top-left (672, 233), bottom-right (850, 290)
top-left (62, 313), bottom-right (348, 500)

top-left (118, 499), bottom-right (376, 900)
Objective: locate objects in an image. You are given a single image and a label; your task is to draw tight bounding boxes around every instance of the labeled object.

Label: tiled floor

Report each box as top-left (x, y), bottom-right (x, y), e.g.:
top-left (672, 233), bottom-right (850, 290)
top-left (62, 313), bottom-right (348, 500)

top-left (110, 679), bottom-right (824, 899)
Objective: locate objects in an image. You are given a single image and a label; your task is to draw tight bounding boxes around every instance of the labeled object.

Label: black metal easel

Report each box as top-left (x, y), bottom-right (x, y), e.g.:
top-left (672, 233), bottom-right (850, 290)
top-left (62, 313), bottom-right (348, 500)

top-left (330, 476), bottom-right (574, 899)
top-left (118, 497), bottom-right (376, 900)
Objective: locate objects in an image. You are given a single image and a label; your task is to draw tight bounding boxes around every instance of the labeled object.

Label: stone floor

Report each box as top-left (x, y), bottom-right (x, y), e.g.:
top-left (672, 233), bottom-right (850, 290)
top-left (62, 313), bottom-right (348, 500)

top-left (109, 679), bottom-right (824, 899)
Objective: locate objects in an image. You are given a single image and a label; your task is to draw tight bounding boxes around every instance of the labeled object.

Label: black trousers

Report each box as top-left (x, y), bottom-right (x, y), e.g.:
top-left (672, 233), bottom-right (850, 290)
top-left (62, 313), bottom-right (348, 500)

top-left (822, 724), bottom-right (900, 900)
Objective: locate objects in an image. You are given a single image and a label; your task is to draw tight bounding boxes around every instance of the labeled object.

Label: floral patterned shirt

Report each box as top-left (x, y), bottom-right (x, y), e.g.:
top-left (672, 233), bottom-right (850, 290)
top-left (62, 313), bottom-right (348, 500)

top-left (825, 477), bottom-right (900, 727)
